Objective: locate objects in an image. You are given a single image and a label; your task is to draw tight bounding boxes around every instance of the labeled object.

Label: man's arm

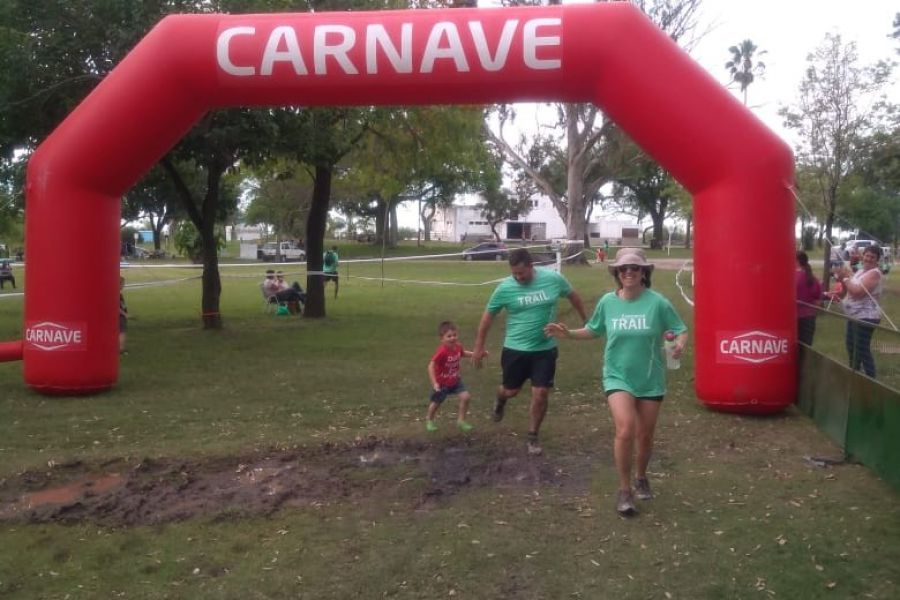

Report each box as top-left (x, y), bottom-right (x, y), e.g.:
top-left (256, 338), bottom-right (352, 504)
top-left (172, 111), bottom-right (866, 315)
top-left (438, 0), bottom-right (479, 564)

top-left (472, 311), bottom-right (495, 369)
top-left (567, 290), bottom-right (588, 323)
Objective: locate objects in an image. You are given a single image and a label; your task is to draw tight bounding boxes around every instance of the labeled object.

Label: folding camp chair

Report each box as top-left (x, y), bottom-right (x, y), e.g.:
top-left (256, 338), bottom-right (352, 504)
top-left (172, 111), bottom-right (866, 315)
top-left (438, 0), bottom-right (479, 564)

top-left (260, 282), bottom-right (286, 314)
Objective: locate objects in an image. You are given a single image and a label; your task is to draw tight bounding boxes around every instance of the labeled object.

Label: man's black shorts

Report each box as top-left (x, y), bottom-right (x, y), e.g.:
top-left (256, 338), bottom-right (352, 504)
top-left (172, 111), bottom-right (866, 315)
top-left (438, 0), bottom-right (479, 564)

top-left (500, 347), bottom-right (558, 390)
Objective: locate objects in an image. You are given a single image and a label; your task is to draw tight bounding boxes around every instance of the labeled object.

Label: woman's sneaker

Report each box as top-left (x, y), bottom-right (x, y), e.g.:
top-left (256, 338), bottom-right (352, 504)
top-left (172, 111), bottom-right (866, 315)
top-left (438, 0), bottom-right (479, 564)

top-left (526, 433), bottom-right (542, 456)
top-left (457, 420), bottom-right (474, 433)
top-left (634, 477), bottom-right (653, 500)
top-left (426, 420), bottom-right (438, 433)
top-left (616, 489), bottom-right (637, 516)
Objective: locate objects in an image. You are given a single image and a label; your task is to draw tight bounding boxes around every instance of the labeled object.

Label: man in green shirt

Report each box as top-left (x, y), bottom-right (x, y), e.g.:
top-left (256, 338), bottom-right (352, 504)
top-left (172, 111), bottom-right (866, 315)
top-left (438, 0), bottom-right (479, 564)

top-left (473, 248), bottom-right (587, 455)
top-left (323, 246), bottom-right (339, 299)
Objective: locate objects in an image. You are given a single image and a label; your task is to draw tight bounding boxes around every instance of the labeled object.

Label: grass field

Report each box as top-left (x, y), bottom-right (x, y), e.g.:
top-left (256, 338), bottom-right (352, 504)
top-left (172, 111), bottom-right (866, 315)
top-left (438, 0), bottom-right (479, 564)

top-left (0, 254), bottom-right (898, 599)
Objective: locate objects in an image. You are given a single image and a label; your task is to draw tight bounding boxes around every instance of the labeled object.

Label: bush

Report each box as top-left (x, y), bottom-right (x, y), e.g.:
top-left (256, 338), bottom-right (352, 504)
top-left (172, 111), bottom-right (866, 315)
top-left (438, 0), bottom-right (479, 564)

top-left (172, 221), bottom-right (225, 262)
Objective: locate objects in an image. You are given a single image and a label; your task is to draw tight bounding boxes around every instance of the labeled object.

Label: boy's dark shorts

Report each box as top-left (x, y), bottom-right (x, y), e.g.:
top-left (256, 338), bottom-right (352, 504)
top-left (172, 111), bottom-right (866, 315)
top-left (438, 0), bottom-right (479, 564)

top-left (501, 347), bottom-right (558, 390)
top-left (430, 381), bottom-right (467, 404)
top-left (119, 315), bottom-right (127, 332)
top-left (324, 272), bottom-right (339, 282)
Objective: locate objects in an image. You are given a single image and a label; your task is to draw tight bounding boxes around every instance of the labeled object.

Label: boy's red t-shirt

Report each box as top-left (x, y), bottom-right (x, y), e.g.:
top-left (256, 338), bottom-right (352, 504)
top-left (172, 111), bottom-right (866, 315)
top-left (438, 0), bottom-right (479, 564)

top-left (431, 342), bottom-right (464, 387)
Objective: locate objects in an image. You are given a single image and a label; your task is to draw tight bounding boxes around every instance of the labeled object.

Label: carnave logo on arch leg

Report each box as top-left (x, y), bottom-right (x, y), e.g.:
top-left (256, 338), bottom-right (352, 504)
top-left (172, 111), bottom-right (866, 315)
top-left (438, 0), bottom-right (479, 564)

top-left (716, 330), bottom-right (790, 364)
top-left (25, 321), bottom-right (87, 351)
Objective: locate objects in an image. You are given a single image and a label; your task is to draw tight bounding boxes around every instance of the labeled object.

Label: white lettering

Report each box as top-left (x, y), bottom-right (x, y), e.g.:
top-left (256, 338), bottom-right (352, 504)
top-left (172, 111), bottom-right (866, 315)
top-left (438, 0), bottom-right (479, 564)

top-left (523, 18), bottom-right (561, 70)
top-left (366, 24), bottom-right (412, 74)
top-left (420, 22), bottom-right (470, 74)
top-left (261, 26), bottom-right (308, 76)
top-left (314, 25), bottom-right (358, 75)
top-left (468, 20), bottom-right (518, 71)
top-left (720, 336), bottom-right (789, 355)
top-left (217, 26), bottom-right (256, 76)
top-left (218, 18), bottom-right (563, 79)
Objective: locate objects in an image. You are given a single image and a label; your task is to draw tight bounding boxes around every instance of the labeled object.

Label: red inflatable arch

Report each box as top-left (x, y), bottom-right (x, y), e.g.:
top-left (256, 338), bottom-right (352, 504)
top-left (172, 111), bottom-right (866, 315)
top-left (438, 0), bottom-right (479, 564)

top-left (12, 4), bottom-right (796, 412)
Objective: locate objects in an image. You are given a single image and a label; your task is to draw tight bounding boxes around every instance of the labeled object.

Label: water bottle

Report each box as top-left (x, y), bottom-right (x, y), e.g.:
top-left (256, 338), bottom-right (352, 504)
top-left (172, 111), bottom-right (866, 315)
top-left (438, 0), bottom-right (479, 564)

top-left (664, 331), bottom-right (680, 370)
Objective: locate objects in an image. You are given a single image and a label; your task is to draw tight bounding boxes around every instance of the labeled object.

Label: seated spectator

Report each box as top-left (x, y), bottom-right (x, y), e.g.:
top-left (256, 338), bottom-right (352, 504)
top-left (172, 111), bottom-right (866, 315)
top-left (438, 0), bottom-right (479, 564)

top-left (263, 269), bottom-right (306, 313)
top-left (262, 269), bottom-right (280, 300)
top-left (0, 260), bottom-right (15, 289)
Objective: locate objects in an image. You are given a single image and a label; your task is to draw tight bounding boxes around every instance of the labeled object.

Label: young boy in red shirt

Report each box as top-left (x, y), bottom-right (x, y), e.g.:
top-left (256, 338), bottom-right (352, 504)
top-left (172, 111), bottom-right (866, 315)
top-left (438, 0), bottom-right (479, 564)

top-left (426, 321), bottom-right (477, 433)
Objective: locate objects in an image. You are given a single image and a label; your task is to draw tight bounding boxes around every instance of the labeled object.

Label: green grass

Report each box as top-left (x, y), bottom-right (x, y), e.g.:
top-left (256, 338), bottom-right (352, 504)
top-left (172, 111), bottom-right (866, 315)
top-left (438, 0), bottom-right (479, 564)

top-left (0, 260), bottom-right (898, 599)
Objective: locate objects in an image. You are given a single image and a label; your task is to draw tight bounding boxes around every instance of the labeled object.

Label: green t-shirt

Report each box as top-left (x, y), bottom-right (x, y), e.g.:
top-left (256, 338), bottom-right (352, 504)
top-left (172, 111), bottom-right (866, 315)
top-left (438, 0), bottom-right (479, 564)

top-left (585, 289), bottom-right (687, 397)
top-left (323, 251), bottom-right (338, 274)
top-left (486, 267), bottom-right (573, 352)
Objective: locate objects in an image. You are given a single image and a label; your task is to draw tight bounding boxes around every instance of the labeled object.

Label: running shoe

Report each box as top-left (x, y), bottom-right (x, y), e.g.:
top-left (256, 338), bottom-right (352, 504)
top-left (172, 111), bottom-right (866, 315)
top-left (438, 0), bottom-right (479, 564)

top-left (492, 396), bottom-right (507, 422)
top-left (616, 489), bottom-right (637, 516)
top-left (426, 420), bottom-right (438, 433)
top-left (634, 477), bottom-right (653, 500)
top-left (526, 433), bottom-right (542, 456)
top-left (457, 421), bottom-right (474, 433)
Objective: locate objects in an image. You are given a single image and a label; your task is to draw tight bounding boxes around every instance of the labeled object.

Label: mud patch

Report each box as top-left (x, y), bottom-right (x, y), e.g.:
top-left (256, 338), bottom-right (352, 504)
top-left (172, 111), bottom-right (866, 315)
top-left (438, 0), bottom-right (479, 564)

top-left (0, 436), bottom-right (593, 526)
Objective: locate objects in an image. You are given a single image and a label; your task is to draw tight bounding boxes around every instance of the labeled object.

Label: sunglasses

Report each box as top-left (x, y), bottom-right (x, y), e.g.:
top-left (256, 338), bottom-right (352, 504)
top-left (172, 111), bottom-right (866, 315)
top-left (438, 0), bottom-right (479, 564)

top-left (616, 265), bottom-right (643, 274)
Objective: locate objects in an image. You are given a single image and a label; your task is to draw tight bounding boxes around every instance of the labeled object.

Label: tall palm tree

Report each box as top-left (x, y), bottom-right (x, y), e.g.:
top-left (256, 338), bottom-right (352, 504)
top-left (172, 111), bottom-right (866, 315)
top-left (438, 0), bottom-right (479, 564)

top-left (725, 39), bottom-right (767, 105)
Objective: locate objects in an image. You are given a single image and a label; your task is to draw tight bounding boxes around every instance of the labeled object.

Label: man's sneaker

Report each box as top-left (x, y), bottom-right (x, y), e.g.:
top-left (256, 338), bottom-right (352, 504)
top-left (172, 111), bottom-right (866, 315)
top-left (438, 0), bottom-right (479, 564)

top-left (616, 489), bottom-right (637, 516)
top-left (634, 477), bottom-right (653, 500)
top-left (492, 397), bottom-right (507, 422)
top-left (457, 420), bottom-right (474, 433)
top-left (426, 420), bottom-right (438, 433)
top-left (526, 433), bottom-right (543, 456)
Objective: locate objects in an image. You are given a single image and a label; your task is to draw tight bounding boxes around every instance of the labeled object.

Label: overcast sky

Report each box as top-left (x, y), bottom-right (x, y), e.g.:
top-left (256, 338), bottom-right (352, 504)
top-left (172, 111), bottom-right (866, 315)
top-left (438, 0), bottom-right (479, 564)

top-left (692, 0), bottom-right (897, 144)
top-left (400, 1), bottom-right (899, 230)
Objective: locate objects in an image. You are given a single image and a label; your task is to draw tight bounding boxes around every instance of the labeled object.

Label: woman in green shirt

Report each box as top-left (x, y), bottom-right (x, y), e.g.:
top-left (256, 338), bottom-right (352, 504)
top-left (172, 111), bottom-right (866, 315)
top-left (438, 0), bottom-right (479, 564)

top-left (545, 248), bottom-right (688, 517)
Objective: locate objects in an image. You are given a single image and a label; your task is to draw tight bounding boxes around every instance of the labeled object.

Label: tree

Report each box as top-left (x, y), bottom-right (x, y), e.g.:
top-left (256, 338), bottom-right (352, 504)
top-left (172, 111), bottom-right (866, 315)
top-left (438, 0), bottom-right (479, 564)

top-left (243, 167), bottom-right (314, 243)
top-left (485, 0), bottom-right (702, 246)
top-left (780, 34), bottom-right (893, 284)
top-left (162, 109), bottom-right (276, 328)
top-left (123, 165), bottom-right (191, 251)
top-left (725, 39), bottom-right (766, 105)
top-left (347, 106), bottom-right (495, 245)
top-left (610, 141), bottom-right (678, 250)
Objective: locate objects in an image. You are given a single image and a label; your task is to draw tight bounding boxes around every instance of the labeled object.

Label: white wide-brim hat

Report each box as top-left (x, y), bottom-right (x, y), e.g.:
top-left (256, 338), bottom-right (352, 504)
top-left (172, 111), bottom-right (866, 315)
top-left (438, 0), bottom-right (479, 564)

top-left (608, 247), bottom-right (655, 275)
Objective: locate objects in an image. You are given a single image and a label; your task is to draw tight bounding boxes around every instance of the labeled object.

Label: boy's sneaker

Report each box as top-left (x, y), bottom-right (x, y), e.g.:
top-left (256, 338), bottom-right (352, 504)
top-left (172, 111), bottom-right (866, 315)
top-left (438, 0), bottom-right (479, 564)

top-left (526, 433), bottom-right (542, 456)
top-left (426, 420), bottom-right (438, 433)
top-left (634, 477), bottom-right (653, 500)
top-left (457, 420), bottom-right (474, 433)
top-left (492, 397), bottom-right (507, 422)
top-left (616, 490), bottom-right (637, 516)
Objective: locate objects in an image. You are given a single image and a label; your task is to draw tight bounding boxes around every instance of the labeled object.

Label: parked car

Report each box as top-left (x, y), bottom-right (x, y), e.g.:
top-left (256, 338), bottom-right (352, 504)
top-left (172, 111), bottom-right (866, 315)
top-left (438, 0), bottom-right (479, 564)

top-left (841, 239), bottom-right (878, 260)
top-left (259, 241), bottom-right (306, 262)
top-left (462, 242), bottom-right (508, 261)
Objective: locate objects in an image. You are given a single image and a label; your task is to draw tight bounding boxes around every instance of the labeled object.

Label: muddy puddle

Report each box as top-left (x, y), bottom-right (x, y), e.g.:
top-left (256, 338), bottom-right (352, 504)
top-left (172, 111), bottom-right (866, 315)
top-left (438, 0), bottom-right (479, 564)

top-left (0, 436), bottom-right (593, 526)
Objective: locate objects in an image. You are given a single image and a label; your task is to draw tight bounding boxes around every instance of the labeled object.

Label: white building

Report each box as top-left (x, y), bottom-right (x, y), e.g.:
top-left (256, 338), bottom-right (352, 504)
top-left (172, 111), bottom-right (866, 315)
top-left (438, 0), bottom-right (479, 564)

top-left (226, 224), bottom-right (265, 242)
top-left (430, 196), bottom-right (639, 243)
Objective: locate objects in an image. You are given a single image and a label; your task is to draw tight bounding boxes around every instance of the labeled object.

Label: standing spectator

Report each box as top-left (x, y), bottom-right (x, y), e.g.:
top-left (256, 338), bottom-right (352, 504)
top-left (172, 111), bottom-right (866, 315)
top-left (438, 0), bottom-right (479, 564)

top-left (119, 277), bottom-right (128, 354)
top-left (323, 246), bottom-right (339, 298)
top-left (545, 248), bottom-right (688, 516)
top-left (472, 248), bottom-right (588, 456)
top-left (795, 251), bottom-right (822, 346)
top-left (835, 245), bottom-right (884, 378)
top-left (0, 259), bottom-right (15, 289)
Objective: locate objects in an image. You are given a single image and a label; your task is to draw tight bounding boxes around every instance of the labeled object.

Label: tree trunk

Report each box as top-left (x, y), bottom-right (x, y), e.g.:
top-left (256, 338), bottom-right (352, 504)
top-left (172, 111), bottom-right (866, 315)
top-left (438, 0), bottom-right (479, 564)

top-left (565, 109), bottom-right (586, 243)
top-left (374, 198), bottom-right (386, 245)
top-left (389, 202), bottom-right (398, 248)
top-left (421, 204), bottom-right (436, 242)
top-left (684, 215), bottom-right (692, 249)
top-left (200, 182), bottom-right (222, 329)
top-left (821, 188), bottom-right (837, 287)
top-left (304, 165), bottom-right (332, 318)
